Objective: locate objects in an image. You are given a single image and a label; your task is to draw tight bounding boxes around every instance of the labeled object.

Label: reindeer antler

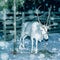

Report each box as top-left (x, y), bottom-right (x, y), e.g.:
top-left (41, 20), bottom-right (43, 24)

top-left (46, 5), bottom-right (52, 26)
top-left (36, 5), bottom-right (42, 26)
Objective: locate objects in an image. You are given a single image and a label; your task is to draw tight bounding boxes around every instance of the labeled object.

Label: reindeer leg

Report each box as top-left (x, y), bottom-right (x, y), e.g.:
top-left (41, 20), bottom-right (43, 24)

top-left (22, 36), bottom-right (25, 48)
top-left (31, 37), bottom-right (34, 53)
top-left (19, 37), bottom-right (22, 49)
top-left (35, 40), bottom-right (38, 53)
top-left (19, 36), bottom-right (25, 49)
top-left (22, 34), bottom-right (28, 48)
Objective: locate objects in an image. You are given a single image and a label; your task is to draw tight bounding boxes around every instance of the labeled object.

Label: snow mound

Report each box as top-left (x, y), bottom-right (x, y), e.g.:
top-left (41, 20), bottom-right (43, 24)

top-left (38, 53), bottom-right (45, 58)
top-left (0, 41), bottom-right (9, 49)
top-left (52, 48), bottom-right (57, 52)
top-left (0, 53), bottom-right (9, 60)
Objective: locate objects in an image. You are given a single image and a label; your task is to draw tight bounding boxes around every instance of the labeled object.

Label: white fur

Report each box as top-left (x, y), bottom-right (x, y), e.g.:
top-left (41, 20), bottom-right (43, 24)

top-left (19, 22), bottom-right (48, 53)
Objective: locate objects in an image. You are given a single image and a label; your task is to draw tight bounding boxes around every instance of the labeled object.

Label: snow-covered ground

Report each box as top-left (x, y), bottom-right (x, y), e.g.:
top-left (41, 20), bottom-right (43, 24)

top-left (0, 33), bottom-right (60, 60)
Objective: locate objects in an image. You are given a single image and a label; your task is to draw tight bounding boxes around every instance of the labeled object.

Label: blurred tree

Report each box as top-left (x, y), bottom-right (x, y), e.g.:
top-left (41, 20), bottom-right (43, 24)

top-left (7, 0), bottom-right (13, 10)
top-left (16, 0), bottom-right (25, 11)
top-left (0, 0), bottom-right (8, 10)
top-left (0, 0), bottom-right (25, 11)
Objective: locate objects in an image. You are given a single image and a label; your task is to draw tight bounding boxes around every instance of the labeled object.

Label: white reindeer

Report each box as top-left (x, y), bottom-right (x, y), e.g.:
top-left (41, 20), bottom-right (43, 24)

top-left (31, 5), bottom-right (52, 53)
top-left (19, 21), bottom-right (48, 53)
top-left (19, 6), bottom-right (52, 53)
top-left (31, 21), bottom-right (48, 53)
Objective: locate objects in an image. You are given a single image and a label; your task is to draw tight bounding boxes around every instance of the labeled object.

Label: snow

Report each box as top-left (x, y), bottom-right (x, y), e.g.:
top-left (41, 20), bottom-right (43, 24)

top-left (0, 53), bottom-right (9, 60)
top-left (58, 38), bottom-right (60, 42)
top-left (52, 48), bottom-right (57, 52)
top-left (9, 59), bottom-right (12, 60)
top-left (57, 53), bottom-right (60, 56)
top-left (30, 54), bottom-right (36, 60)
top-left (0, 41), bottom-right (9, 49)
top-left (38, 54), bottom-right (45, 58)
top-left (0, 33), bottom-right (60, 60)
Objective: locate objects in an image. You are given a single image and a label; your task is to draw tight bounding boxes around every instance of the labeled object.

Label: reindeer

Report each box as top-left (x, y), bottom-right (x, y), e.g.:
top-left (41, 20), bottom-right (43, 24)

top-left (30, 6), bottom-right (52, 53)
top-left (19, 6), bottom-right (52, 53)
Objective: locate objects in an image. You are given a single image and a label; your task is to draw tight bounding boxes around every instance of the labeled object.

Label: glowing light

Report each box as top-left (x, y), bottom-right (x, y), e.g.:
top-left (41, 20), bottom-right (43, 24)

top-left (10, 31), bottom-right (14, 35)
top-left (58, 38), bottom-right (60, 41)
top-left (14, 22), bottom-right (16, 26)
top-left (29, 15), bottom-right (34, 19)
top-left (5, 0), bottom-right (7, 2)
top-left (28, 10), bottom-right (34, 14)
top-left (45, 3), bottom-right (48, 6)
top-left (58, 53), bottom-right (60, 56)
top-left (53, 5), bottom-right (56, 8)
top-left (43, 0), bottom-right (45, 2)
top-left (58, 8), bottom-right (60, 12)
top-left (50, 17), bottom-right (54, 20)
top-left (53, 23), bottom-right (58, 26)
top-left (35, 9), bottom-right (40, 14)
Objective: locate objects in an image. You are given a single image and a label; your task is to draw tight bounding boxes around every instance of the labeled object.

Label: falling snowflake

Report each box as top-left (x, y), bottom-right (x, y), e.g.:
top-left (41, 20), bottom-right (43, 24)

top-left (0, 53), bottom-right (9, 60)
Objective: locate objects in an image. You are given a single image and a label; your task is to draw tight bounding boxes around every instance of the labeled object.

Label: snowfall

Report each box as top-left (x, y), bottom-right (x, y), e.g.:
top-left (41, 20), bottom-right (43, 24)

top-left (0, 33), bottom-right (60, 60)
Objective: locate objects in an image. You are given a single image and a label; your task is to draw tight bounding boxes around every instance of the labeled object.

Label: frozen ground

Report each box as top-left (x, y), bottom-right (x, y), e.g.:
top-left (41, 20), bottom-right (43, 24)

top-left (0, 33), bottom-right (60, 60)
